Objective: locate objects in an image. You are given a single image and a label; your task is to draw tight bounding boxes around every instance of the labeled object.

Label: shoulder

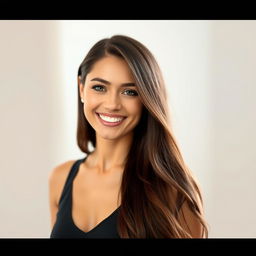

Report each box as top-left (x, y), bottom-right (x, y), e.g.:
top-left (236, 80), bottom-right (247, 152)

top-left (177, 192), bottom-right (205, 238)
top-left (48, 159), bottom-right (77, 206)
top-left (169, 187), bottom-right (205, 238)
top-left (48, 159), bottom-right (77, 183)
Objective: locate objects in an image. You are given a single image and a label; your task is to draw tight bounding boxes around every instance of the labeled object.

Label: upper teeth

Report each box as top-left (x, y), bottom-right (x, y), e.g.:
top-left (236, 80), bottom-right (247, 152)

top-left (99, 114), bottom-right (124, 123)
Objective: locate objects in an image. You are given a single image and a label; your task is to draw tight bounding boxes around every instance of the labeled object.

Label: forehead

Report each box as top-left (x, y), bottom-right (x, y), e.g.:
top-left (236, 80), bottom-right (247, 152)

top-left (86, 55), bottom-right (135, 83)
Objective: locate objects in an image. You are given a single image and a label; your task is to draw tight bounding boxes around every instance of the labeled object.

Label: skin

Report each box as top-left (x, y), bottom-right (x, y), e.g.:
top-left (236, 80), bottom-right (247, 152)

top-left (49, 54), bottom-right (143, 233)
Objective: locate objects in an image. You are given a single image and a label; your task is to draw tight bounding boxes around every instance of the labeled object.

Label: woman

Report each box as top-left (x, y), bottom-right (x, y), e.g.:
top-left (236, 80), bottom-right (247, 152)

top-left (49, 35), bottom-right (208, 238)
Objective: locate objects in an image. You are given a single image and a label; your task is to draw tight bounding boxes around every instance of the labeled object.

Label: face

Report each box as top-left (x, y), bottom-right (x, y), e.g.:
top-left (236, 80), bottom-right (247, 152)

top-left (79, 54), bottom-right (143, 141)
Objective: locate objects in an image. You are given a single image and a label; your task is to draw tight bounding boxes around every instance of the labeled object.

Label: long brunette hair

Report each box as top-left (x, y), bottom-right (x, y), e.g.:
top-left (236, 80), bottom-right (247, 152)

top-left (77, 35), bottom-right (208, 238)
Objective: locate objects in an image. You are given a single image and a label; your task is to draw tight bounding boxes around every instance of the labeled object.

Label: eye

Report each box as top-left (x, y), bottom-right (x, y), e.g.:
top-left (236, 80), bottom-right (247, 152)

top-left (92, 85), bottom-right (105, 92)
top-left (123, 90), bottom-right (138, 96)
top-left (91, 85), bottom-right (138, 97)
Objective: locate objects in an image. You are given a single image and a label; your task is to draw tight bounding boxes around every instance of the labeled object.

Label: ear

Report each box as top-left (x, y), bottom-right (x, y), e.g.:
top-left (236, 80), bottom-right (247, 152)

top-left (78, 76), bottom-right (84, 99)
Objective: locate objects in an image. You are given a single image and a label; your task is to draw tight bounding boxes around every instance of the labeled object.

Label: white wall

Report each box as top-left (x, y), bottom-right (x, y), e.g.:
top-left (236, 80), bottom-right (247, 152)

top-left (209, 20), bottom-right (256, 237)
top-left (0, 21), bottom-right (65, 237)
top-left (0, 20), bottom-right (255, 237)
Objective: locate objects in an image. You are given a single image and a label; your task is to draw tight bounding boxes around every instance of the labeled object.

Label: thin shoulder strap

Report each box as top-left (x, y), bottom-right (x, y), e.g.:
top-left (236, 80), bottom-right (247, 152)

top-left (58, 157), bottom-right (86, 206)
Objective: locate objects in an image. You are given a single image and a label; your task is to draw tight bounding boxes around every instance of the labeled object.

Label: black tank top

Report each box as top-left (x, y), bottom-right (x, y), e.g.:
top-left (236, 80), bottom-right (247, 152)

top-left (50, 156), bottom-right (120, 238)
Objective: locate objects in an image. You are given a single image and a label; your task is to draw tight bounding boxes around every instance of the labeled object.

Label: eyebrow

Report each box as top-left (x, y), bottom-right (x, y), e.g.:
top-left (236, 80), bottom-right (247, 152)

top-left (90, 77), bottom-right (136, 87)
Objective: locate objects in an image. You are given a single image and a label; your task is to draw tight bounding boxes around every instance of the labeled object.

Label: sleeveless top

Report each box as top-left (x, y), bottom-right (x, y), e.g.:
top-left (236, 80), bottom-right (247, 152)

top-left (50, 156), bottom-right (120, 238)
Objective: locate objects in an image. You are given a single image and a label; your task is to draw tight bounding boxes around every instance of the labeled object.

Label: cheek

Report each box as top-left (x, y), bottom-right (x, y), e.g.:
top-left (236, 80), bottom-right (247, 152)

top-left (85, 98), bottom-right (98, 108)
top-left (84, 91), bottom-right (100, 109)
top-left (130, 101), bottom-right (143, 115)
top-left (83, 96), bottom-right (98, 120)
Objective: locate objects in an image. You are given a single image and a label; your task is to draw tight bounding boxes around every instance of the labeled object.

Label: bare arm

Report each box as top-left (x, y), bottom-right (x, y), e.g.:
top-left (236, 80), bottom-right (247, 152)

top-left (48, 160), bottom-right (76, 230)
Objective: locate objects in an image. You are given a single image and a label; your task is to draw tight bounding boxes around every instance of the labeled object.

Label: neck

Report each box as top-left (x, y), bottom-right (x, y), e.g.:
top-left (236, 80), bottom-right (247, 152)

top-left (89, 132), bottom-right (133, 173)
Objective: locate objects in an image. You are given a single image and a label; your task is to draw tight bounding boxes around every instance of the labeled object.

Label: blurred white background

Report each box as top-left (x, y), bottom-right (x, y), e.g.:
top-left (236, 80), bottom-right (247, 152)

top-left (0, 20), bottom-right (255, 237)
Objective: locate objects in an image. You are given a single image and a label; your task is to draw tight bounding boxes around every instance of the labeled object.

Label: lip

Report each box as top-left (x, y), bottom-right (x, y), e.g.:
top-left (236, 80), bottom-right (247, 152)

top-left (96, 112), bottom-right (126, 118)
top-left (96, 112), bottom-right (126, 127)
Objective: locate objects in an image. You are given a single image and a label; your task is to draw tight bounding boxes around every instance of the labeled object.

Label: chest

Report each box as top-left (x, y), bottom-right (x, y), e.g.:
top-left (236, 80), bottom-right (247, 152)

top-left (71, 168), bottom-right (122, 233)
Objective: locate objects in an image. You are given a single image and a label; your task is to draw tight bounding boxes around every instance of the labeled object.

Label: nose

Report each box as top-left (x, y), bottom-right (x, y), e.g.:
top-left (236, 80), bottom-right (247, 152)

top-left (104, 91), bottom-right (122, 111)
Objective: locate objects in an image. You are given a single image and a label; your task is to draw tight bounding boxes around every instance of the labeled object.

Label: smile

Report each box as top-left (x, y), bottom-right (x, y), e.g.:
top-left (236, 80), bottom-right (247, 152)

top-left (96, 113), bottom-right (126, 127)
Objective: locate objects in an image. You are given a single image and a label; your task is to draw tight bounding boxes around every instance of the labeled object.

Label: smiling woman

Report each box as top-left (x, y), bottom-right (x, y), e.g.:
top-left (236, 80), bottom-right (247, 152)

top-left (48, 35), bottom-right (209, 238)
top-left (79, 55), bottom-right (143, 142)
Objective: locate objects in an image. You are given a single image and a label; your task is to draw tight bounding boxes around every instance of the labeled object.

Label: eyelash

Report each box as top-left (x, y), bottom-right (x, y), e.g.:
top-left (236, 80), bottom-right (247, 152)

top-left (91, 85), bottom-right (138, 97)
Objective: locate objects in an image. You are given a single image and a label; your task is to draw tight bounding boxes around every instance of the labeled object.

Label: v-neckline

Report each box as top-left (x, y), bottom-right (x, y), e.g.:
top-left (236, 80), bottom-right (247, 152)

top-left (69, 157), bottom-right (120, 235)
top-left (70, 204), bottom-right (120, 235)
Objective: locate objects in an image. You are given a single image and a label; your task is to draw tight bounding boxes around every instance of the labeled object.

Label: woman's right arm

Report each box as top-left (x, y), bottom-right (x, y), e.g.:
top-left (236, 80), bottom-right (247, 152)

top-left (48, 160), bottom-right (76, 229)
